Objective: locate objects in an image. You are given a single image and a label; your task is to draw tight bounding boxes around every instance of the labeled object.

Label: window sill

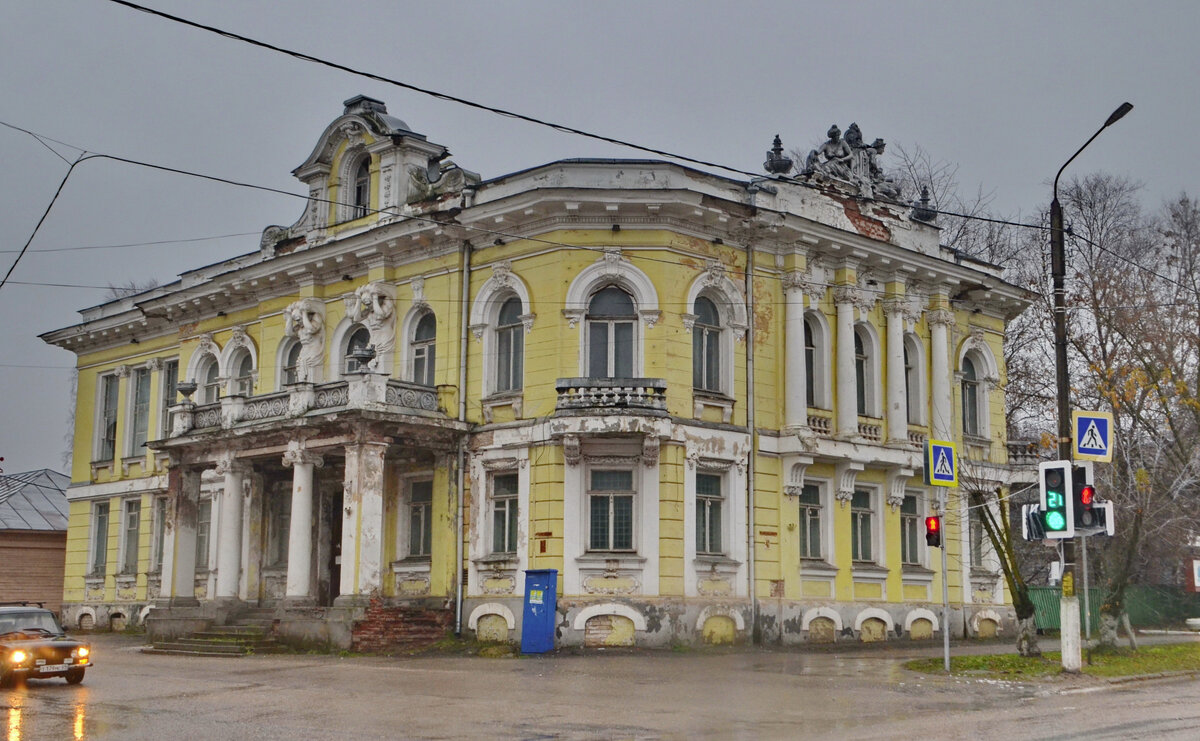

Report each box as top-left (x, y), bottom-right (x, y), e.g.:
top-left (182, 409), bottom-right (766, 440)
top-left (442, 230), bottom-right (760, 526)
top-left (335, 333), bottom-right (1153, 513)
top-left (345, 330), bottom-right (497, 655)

top-left (482, 392), bottom-right (523, 423)
top-left (851, 563), bottom-right (889, 581)
top-left (391, 558), bottom-right (432, 574)
top-left (800, 558), bottom-right (839, 577)
top-left (901, 564), bottom-right (935, 584)
top-left (693, 391), bottom-right (734, 423)
top-left (693, 554), bottom-right (740, 575)
top-left (577, 553), bottom-right (646, 569)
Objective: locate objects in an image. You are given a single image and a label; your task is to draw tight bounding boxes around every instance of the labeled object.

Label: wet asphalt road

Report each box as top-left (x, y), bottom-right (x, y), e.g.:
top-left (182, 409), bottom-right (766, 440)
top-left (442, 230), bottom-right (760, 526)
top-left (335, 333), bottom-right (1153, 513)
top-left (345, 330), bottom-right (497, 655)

top-left (3, 633), bottom-right (1199, 740)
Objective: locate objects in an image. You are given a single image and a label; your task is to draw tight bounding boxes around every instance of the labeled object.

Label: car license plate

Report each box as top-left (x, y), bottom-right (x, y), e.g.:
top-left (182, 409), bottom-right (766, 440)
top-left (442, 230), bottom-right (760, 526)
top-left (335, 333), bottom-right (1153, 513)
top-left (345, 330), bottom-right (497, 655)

top-left (39, 664), bottom-right (69, 673)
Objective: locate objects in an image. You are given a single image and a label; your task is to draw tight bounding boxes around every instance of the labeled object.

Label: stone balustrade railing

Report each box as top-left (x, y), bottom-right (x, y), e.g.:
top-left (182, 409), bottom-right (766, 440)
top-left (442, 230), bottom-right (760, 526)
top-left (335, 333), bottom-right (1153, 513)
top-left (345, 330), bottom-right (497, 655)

top-left (554, 377), bottom-right (668, 415)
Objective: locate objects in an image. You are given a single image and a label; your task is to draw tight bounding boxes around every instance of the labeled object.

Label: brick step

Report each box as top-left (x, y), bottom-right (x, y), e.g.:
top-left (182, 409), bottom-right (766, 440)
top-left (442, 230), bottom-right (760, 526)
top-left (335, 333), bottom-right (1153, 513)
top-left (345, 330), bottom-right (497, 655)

top-left (141, 646), bottom-right (247, 658)
top-left (146, 641), bottom-right (248, 656)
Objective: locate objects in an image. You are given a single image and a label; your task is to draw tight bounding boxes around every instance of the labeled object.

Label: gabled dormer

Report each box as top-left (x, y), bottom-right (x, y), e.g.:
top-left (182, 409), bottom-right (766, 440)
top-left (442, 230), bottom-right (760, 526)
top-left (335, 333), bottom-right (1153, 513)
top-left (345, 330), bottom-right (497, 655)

top-left (262, 95), bottom-right (479, 256)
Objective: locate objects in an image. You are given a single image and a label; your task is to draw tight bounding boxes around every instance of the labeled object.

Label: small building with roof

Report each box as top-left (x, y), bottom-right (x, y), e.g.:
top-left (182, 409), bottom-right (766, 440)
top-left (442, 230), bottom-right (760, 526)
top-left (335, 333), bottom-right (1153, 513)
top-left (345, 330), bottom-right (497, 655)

top-left (0, 470), bottom-right (70, 613)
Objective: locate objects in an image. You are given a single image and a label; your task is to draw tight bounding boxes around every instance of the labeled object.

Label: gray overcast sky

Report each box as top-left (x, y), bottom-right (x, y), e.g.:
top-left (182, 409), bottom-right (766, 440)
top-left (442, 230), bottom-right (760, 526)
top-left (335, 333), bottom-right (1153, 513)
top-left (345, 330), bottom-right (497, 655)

top-left (1, 0), bottom-right (1196, 474)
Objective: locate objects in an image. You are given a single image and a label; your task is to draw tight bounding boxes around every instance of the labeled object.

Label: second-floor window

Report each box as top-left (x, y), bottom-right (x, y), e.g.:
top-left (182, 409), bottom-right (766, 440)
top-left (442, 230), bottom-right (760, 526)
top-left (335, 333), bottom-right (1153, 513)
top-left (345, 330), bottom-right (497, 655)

top-left (98, 374), bottom-right (120, 461)
top-left (587, 286), bottom-right (636, 379)
top-left (130, 367), bottom-right (151, 454)
top-left (412, 313), bottom-right (436, 386)
top-left (962, 356), bottom-right (981, 437)
top-left (495, 297), bottom-right (524, 392)
top-left (160, 359), bottom-right (178, 437)
top-left (232, 352), bottom-right (254, 396)
top-left (854, 330), bottom-right (868, 416)
top-left (282, 341), bottom-right (302, 386)
top-left (199, 355), bottom-right (221, 404)
top-left (692, 296), bottom-right (722, 393)
top-left (344, 326), bottom-right (371, 375)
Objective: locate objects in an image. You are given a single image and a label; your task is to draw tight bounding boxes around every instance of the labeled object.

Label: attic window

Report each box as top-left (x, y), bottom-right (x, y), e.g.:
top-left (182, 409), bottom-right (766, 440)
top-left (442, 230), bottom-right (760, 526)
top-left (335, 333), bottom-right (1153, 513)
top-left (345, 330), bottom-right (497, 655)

top-left (352, 158), bottom-right (371, 220)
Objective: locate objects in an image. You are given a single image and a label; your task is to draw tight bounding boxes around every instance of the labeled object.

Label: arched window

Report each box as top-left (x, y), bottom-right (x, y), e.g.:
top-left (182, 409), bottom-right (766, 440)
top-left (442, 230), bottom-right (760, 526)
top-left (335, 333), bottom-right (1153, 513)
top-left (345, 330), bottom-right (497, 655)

top-left (281, 341), bottom-right (302, 386)
top-left (495, 297), bottom-right (524, 392)
top-left (903, 335), bottom-right (925, 425)
top-left (198, 355), bottom-right (221, 404)
top-left (411, 312), bottom-right (436, 386)
top-left (804, 318), bottom-right (817, 407)
top-left (344, 325), bottom-right (371, 374)
top-left (231, 351), bottom-right (254, 396)
top-left (587, 286), bottom-right (636, 379)
top-left (352, 158), bottom-right (370, 220)
top-left (962, 355), bottom-right (981, 436)
top-left (854, 330), bottom-right (868, 416)
top-left (692, 296), bottom-right (722, 393)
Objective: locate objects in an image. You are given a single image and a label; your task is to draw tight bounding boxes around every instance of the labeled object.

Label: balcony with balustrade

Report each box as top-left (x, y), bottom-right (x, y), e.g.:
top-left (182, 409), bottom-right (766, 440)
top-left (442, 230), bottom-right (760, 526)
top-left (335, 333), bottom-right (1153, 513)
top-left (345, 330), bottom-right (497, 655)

top-left (553, 377), bottom-right (668, 417)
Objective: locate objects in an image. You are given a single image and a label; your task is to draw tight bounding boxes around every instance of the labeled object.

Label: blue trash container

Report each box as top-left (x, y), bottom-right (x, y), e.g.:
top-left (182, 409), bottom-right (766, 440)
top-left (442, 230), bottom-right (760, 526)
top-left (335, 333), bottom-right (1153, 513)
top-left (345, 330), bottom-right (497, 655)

top-left (521, 569), bottom-right (558, 653)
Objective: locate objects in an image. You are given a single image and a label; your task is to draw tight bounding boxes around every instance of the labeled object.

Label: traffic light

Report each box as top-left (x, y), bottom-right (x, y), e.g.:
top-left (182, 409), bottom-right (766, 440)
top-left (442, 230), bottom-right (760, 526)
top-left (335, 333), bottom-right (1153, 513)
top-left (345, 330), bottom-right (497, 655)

top-left (1038, 460), bottom-right (1074, 538)
top-left (1073, 463), bottom-right (1100, 529)
top-left (925, 516), bottom-right (942, 547)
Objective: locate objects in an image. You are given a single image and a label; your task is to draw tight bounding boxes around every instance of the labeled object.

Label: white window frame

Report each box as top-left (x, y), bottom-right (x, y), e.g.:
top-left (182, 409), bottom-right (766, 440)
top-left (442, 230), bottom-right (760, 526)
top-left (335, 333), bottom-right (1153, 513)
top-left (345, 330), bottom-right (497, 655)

top-left (126, 366), bottom-right (152, 457)
top-left (120, 498), bottom-right (141, 575)
top-left (469, 264), bottom-right (533, 398)
top-left (489, 471), bottom-right (520, 556)
top-left (158, 358), bottom-right (179, 439)
top-left (585, 465), bottom-right (638, 554)
top-left (563, 252), bottom-right (659, 378)
top-left (150, 496), bottom-right (168, 574)
top-left (694, 470), bottom-right (726, 556)
top-left (399, 477), bottom-right (434, 560)
top-left (278, 338), bottom-right (302, 388)
top-left (409, 310), bottom-right (437, 387)
top-left (850, 487), bottom-right (880, 564)
top-left (95, 373), bottom-right (121, 462)
top-left (196, 353), bottom-right (221, 405)
top-left (585, 285), bottom-right (639, 379)
top-left (90, 501), bottom-right (111, 576)
top-left (797, 481), bottom-right (828, 562)
top-left (899, 492), bottom-right (928, 567)
top-left (195, 497), bottom-right (212, 572)
top-left (804, 311), bottom-right (832, 409)
top-left (691, 294), bottom-right (727, 395)
top-left (903, 334), bottom-right (926, 426)
top-left (853, 322), bottom-right (882, 418)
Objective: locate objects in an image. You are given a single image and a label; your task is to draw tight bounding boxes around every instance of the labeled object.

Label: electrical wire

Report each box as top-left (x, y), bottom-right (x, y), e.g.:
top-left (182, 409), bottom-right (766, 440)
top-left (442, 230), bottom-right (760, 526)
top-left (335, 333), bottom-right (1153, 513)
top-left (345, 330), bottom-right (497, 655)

top-left (0, 232), bottom-right (259, 254)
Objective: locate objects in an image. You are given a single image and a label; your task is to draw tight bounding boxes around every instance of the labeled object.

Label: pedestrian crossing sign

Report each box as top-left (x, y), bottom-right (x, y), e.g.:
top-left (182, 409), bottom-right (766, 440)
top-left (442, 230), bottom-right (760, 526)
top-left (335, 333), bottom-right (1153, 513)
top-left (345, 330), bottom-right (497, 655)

top-left (924, 440), bottom-right (957, 487)
top-left (1073, 410), bottom-right (1113, 462)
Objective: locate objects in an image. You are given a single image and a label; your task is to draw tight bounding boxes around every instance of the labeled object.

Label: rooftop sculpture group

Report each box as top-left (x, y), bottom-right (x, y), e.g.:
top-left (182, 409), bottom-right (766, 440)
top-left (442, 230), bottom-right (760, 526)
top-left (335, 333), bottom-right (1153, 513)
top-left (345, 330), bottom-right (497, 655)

top-left (764, 123), bottom-right (904, 202)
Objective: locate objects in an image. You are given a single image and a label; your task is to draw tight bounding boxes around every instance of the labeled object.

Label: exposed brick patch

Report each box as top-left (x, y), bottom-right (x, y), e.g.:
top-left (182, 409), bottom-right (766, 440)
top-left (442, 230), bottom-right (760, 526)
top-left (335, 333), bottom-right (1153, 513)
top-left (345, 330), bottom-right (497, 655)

top-left (351, 595), bottom-right (453, 654)
top-left (838, 198), bottom-right (892, 243)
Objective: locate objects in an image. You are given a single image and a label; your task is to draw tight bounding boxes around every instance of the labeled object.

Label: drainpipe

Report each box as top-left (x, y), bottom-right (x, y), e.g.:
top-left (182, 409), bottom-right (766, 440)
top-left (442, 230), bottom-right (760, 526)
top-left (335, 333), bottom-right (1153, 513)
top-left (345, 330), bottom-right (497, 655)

top-left (454, 238), bottom-right (472, 636)
top-left (744, 237), bottom-right (758, 644)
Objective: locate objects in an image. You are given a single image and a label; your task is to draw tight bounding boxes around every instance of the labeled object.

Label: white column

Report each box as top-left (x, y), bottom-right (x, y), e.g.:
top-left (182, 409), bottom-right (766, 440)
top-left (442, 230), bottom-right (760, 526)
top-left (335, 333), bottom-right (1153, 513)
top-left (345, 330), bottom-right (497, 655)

top-left (340, 440), bottom-right (389, 600)
top-left (884, 299), bottom-right (908, 446)
top-left (283, 442), bottom-right (323, 602)
top-left (833, 287), bottom-right (858, 439)
top-left (928, 308), bottom-right (955, 441)
top-left (158, 467), bottom-right (200, 606)
top-left (213, 453), bottom-right (249, 600)
top-left (783, 273), bottom-right (809, 431)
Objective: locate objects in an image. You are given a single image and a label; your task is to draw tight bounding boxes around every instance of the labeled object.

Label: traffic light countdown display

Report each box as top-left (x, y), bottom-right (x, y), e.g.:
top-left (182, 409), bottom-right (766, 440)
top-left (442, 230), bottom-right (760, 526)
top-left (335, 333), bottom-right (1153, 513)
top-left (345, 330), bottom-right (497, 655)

top-left (1038, 461), bottom-right (1074, 538)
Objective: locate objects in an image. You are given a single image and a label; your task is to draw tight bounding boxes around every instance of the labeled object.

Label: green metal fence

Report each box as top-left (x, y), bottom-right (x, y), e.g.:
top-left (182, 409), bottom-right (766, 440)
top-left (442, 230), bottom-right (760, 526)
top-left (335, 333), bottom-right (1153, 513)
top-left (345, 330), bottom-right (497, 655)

top-left (1028, 585), bottom-right (1200, 631)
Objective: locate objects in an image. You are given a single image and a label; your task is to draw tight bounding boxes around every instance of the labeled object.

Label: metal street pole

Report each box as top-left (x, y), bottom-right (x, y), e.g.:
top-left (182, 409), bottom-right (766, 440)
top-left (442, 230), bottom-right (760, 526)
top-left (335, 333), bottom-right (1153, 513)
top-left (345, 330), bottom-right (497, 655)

top-left (941, 488), bottom-right (951, 672)
top-left (1051, 101), bottom-right (1132, 672)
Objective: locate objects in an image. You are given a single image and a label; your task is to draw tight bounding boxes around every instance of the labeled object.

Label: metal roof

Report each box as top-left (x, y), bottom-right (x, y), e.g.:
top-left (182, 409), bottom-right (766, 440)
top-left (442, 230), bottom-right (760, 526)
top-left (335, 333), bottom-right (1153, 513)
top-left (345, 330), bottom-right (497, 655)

top-left (0, 470), bottom-right (70, 532)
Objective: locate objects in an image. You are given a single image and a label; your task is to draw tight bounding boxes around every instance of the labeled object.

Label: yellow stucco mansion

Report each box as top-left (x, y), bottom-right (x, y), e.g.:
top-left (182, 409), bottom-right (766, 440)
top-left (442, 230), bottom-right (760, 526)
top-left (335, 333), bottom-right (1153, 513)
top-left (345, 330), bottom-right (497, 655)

top-left (41, 97), bottom-right (1030, 649)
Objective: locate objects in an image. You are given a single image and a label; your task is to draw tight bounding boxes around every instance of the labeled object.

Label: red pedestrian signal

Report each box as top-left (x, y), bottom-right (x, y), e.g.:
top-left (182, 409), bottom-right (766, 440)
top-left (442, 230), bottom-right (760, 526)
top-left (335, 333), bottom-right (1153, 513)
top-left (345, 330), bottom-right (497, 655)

top-left (925, 516), bottom-right (942, 547)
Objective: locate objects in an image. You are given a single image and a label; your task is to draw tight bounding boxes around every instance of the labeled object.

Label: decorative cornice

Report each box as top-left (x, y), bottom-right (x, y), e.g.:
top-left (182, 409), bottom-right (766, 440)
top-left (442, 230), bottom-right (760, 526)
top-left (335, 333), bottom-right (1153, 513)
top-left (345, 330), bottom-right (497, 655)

top-left (927, 308), bottom-right (956, 328)
top-left (480, 456), bottom-right (519, 472)
top-left (114, 364), bottom-right (131, 379)
top-left (562, 434), bottom-right (581, 466)
top-left (642, 437), bottom-right (660, 468)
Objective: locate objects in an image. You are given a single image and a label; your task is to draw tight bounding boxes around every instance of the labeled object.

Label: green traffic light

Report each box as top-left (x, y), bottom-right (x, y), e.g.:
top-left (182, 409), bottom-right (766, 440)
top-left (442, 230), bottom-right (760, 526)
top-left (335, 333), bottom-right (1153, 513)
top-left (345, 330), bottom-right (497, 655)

top-left (1045, 510), bottom-right (1066, 531)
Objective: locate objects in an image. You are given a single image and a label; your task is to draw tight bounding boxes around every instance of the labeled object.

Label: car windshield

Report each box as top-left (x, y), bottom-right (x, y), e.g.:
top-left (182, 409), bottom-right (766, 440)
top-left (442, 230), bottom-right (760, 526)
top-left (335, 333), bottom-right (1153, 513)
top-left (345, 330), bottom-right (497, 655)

top-left (0, 611), bottom-right (63, 635)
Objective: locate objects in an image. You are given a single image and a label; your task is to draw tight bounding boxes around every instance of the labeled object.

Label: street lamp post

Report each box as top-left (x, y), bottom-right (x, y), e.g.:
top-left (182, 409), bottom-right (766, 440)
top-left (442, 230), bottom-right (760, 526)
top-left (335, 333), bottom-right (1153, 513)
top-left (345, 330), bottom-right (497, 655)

top-left (1051, 101), bottom-right (1132, 672)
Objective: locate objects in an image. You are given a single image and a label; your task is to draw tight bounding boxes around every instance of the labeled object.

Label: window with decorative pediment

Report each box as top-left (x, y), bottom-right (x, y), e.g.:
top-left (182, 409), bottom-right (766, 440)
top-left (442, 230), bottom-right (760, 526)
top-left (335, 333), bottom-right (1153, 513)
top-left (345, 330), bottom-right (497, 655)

top-left (351, 156), bottom-right (370, 220)
top-left (495, 297), bottom-right (524, 392)
top-left (197, 354), bottom-right (220, 404)
top-left (692, 296), bottom-right (723, 394)
top-left (962, 354), bottom-right (982, 437)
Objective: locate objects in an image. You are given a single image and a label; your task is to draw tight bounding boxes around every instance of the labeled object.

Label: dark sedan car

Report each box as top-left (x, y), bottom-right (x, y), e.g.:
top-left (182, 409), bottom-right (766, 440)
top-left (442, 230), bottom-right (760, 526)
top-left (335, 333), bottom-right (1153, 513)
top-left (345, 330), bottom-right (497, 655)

top-left (0, 604), bottom-right (92, 687)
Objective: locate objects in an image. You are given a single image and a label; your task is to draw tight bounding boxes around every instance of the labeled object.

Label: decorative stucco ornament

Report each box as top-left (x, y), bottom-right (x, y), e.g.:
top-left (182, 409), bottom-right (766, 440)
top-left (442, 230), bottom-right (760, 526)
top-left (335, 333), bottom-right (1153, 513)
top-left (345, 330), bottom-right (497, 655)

top-left (283, 298), bottom-right (326, 383)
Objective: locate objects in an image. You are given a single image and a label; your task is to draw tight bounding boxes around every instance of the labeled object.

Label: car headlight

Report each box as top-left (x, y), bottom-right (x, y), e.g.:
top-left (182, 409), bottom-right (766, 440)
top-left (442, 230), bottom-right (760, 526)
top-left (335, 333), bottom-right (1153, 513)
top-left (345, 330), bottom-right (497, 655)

top-left (73, 647), bottom-right (90, 660)
top-left (9, 649), bottom-right (29, 665)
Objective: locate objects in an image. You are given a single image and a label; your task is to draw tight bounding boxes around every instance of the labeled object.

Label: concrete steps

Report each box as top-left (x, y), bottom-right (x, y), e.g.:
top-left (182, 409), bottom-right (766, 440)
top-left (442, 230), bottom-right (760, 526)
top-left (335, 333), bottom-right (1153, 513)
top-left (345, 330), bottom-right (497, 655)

top-left (144, 613), bottom-right (283, 657)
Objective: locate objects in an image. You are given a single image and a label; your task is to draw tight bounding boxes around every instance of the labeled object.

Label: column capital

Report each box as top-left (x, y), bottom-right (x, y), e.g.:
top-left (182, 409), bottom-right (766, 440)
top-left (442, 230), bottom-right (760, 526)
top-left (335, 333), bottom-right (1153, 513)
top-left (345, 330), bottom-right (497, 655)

top-left (283, 440), bottom-right (324, 469)
top-left (213, 451), bottom-right (251, 477)
top-left (927, 308), bottom-right (956, 328)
